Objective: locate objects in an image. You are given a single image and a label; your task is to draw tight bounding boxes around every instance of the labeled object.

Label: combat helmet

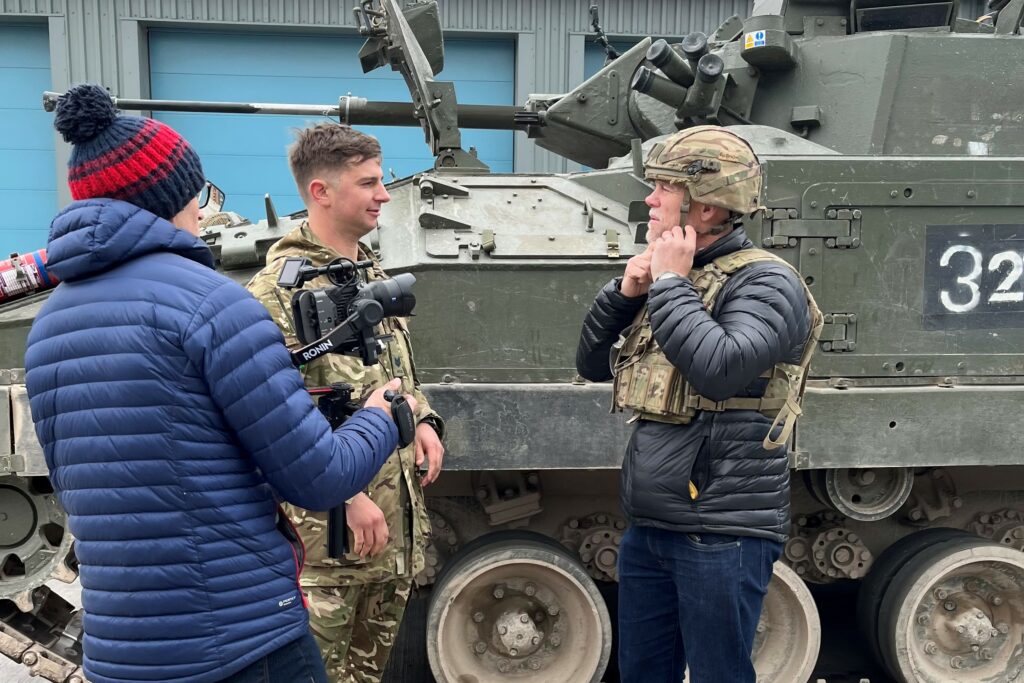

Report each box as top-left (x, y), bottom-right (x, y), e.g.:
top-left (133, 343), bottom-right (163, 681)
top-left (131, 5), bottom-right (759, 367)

top-left (644, 125), bottom-right (764, 216)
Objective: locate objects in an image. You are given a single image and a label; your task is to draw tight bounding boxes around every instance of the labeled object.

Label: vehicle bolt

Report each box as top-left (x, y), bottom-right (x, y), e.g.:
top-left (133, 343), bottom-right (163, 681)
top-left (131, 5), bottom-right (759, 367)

top-left (957, 625), bottom-right (966, 634)
top-left (525, 583), bottom-right (536, 596)
top-left (936, 589), bottom-right (949, 600)
top-left (910, 509), bottom-right (924, 521)
top-left (945, 600), bottom-right (957, 611)
top-left (951, 656), bottom-right (964, 669)
top-left (827, 209), bottom-right (837, 219)
top-left (808, 248), bottom-right (817, 256)
top-left (976, 611), bottom-right (985, 619)
top-left (967, 190), bottom-right (976, 198)
top-left (521, 614), bottom-right (530, 624)
top-left (992, 628), bottom-right (1000, 638)
top-left (22, 653), bottom-right (37, 666)
top-left (576, 92), bottom-right (588, 103)
top-left (550, 635), bottom-right (561, 647)
top-left (972, 644), bottom-right (981, 653)
top-left (924, 641), bottom-right (937, 654)
top-left (810, 201), bottom-right (818, 209)
top-left (474, 641), bottom-right (487, 654)
top-left (510, 647), bottom-right (519, 656)
top-left (890, 190), bottom-right (899, 198)
top-left (568, 518), bottom-right (579, 529)
top-left (499, 625), bottom-right (508, 635)
top-left (531, 636), bottom-right (540, 645)
top-left (999, 623), bottom-right (1010, 634)
top-left (548, 605), bottom-right (560, 616)
top-left (493, 586), bottom-right (505, 599)
top-left (847, 532), bottom-right (860, 543)
top-left (952, 497), bottom-right (963, 508)
top-left (528, 657), bottom-right (541, 670)
top-left (816, 18), bottom-right (824, 25)
top-left (473, 611), bottom-right (485, 623)
top-left (497, 659), bottom-right (511, 673)
top-left (918, 614), bottom-right (930, 625)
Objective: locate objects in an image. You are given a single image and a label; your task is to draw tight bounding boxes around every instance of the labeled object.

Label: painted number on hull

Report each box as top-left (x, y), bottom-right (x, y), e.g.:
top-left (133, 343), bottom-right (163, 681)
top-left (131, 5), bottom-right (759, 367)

top-left (925, 225), bottom-right (1024, 330)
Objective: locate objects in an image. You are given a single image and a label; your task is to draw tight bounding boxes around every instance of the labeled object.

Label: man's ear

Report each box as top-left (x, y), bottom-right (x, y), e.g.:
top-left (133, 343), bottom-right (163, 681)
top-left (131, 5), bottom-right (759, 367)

top-left (308, 178), bottom-right (330, 206)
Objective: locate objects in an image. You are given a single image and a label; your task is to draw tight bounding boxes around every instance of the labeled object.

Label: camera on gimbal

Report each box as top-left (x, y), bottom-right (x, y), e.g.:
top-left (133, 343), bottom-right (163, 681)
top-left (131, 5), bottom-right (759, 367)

top-left (276, 256), bottom-right (418, 559)
top-left (276, 256), bottom-right (416, 367)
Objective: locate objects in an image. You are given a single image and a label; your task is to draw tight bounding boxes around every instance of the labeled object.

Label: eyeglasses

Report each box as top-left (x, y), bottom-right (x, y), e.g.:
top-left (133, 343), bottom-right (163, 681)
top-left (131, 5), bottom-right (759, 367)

top-left (196, 181), bottom-right (225, 213)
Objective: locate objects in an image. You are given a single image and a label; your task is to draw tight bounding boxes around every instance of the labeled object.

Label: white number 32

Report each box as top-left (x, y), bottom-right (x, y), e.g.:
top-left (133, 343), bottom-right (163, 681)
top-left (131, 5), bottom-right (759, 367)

top-left (939, 245), bottom-right (1024, 313)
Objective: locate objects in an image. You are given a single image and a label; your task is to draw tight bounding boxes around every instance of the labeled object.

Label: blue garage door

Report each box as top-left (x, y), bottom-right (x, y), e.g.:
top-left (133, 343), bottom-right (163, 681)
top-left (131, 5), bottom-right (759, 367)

top-left (149, 29), bottom-right (514, 220)
top-left (0, 24), bottom-right (56, 255)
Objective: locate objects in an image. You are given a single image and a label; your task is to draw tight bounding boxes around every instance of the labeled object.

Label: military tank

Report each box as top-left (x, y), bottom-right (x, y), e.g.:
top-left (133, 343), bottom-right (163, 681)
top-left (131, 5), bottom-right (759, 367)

top-left (3, 0), bottom-right (1024, 681)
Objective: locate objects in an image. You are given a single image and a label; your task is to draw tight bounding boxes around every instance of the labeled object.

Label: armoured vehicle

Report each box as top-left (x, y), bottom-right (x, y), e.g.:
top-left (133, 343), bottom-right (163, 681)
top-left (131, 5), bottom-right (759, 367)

top-left (3, 0), bottom-right (1024, 681)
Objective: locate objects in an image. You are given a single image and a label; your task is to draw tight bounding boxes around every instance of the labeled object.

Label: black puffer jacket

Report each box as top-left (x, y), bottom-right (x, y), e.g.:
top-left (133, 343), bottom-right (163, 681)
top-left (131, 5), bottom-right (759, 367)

top-left (577, 228), bottom-right (811, 542)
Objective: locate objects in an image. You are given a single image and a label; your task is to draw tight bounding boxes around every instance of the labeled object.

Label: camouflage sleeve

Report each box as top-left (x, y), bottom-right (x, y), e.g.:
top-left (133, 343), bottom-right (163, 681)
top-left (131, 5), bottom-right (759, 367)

top-left (246, 263), bottom-right (300, 348)
top-left (412, 387), bottom-right (445, 441)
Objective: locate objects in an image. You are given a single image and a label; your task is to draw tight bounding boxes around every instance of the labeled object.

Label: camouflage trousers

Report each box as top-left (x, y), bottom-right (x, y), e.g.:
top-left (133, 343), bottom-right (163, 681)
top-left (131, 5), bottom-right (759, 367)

top-left (305, 578), bottom-right (413, 683)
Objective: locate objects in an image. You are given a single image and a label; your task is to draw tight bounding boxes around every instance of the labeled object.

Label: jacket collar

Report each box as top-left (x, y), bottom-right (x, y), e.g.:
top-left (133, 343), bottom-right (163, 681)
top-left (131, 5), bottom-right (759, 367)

top-left (46, 198), bottom-right (214, 281)
top-left (692, 226), bottom-right (754, 269)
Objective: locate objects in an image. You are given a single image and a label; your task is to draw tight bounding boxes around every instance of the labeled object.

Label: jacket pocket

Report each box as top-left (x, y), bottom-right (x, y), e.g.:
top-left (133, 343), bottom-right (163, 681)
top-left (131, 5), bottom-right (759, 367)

top-left (689, 437), bottom-right (711, 501)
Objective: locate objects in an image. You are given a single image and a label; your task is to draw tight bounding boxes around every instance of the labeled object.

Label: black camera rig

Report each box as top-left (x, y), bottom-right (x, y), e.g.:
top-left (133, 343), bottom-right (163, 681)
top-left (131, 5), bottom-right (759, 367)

top-left (277, 256), bottom-right (418, 558)
top-left (277, 255), bottom-right (416, 367)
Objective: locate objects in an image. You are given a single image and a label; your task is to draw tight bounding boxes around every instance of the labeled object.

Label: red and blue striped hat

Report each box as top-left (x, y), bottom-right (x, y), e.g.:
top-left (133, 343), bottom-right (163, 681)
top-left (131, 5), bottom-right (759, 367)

top-left (53, 84), bottom-right (204, 221)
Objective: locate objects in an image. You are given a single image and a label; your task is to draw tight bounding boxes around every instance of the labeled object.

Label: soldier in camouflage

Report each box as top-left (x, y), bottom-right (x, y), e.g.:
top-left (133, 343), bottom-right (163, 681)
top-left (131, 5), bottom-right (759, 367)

top-left (247, 123), bottom-right (445, 683)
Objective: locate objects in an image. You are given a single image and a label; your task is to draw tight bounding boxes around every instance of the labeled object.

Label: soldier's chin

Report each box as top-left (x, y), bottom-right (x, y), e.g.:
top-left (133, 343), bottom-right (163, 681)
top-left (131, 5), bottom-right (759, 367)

top-left (646, 224), bottom-right (668, 242)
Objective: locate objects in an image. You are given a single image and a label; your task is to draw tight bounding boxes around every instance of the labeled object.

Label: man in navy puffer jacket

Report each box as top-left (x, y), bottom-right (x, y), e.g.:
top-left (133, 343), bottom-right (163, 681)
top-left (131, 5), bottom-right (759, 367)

top-left (24, 84), bottom-right (410, 683)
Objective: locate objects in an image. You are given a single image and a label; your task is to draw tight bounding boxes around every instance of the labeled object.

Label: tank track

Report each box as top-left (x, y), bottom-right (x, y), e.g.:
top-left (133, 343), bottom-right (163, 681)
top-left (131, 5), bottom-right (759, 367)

top-left (0, 586), bottom-right (85, 683)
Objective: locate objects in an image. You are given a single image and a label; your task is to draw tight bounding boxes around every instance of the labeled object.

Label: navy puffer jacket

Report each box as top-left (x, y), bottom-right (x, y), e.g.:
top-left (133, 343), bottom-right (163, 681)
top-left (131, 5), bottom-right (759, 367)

top-left (25, 199), bottom-right (398, 683)
top-left (577, 228), bottom-right (811, 542)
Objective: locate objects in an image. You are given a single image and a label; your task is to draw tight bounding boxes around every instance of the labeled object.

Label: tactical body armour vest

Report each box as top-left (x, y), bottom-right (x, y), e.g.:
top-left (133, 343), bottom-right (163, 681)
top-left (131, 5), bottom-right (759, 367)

top-left (612, 248), bottom-right (823, 450)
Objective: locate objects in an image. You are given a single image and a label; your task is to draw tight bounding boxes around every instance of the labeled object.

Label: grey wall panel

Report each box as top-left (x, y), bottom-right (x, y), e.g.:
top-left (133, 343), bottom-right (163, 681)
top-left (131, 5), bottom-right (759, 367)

top-left (0, 0), bottom-right (62, 14)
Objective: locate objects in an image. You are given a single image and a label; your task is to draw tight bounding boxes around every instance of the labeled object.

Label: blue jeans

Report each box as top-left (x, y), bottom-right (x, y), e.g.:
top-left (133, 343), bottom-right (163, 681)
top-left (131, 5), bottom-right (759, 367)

top-left (217, 632), bottom-right (327, 683)
top-left (617, 525), bottom-right (782, 683)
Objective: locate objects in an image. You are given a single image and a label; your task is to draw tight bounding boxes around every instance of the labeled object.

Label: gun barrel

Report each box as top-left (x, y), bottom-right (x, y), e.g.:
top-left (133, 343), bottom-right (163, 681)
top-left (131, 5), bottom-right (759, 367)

top-left (42, 91), bottom-right (524, 130)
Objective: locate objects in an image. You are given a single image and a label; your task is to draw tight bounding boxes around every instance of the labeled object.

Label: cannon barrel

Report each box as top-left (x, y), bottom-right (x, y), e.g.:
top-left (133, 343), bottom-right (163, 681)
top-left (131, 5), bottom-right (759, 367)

top-left (41, 92), bottom-right (526, 130)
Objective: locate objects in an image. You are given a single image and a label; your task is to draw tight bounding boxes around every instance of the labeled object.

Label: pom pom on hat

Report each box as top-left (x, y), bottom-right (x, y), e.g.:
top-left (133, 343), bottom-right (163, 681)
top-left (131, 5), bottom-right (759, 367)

top-left (53, 84), bottom-right (119, 144)
top-left (54, 83), bottom-right (205, 221)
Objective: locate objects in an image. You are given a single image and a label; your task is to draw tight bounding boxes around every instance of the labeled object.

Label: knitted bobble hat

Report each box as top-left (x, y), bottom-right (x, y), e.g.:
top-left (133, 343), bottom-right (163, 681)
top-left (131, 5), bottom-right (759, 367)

top-left (53, 84), bottom-right (204, 221)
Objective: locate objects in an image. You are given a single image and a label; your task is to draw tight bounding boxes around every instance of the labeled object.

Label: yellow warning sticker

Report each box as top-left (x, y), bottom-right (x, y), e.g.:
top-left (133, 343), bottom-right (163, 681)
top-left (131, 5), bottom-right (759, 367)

top-left (744, 30), bottom-right (767, 49)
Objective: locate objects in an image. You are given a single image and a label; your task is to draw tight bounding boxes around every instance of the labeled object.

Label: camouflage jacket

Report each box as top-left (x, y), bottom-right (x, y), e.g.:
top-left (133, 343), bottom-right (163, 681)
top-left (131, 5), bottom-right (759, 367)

top-left (247, 222), bottom-right (442, 586)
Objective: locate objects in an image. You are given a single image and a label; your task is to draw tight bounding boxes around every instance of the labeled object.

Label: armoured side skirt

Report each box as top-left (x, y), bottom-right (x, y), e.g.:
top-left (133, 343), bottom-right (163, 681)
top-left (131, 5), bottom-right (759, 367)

top-left (420, 383), bottom-right (630, 470)
top-left (795, 384), bottom-right (1024, 469)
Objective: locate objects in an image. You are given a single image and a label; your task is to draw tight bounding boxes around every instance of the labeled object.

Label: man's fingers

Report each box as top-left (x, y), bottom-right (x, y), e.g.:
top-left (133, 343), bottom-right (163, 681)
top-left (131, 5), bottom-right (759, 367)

top-left (425, 445), bottom-right (444, 486)
top-left (415, 439), bottom-right (425, 467)
top-left (352, 529), bottom-right (365, 558)
top-left (371, 521), bottom-right (389, 556)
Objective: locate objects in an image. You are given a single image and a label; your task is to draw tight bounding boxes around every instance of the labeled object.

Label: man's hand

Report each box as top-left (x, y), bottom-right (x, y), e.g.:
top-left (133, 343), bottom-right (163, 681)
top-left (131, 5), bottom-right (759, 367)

top-left (346, 493), bottom-right (388, 558)
top-left (364, 378), bottom-right (419, 418)
top-left (621, 243), bottom-right (655, 297)
top-left (415, 422), bottom-right (445, 486)
top-left (651, 225), bottom-right (697, 279)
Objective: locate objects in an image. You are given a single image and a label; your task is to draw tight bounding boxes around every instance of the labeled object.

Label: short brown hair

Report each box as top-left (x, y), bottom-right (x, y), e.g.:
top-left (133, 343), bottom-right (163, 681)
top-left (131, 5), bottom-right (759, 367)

top-left (288, 123), bottom-right (381, 199)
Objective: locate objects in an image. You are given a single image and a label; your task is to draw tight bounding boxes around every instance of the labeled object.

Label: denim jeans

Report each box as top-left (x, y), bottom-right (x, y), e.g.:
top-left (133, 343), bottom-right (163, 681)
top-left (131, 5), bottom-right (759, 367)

top-left (217, 632), bottom-right (327, 683)
top-left (617, 525), bottom-right (782, 683)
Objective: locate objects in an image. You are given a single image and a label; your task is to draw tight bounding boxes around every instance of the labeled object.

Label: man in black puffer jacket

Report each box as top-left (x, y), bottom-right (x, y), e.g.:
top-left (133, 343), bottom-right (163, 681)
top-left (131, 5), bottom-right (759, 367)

top-left (577, 126), bottom-right (818, 683)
